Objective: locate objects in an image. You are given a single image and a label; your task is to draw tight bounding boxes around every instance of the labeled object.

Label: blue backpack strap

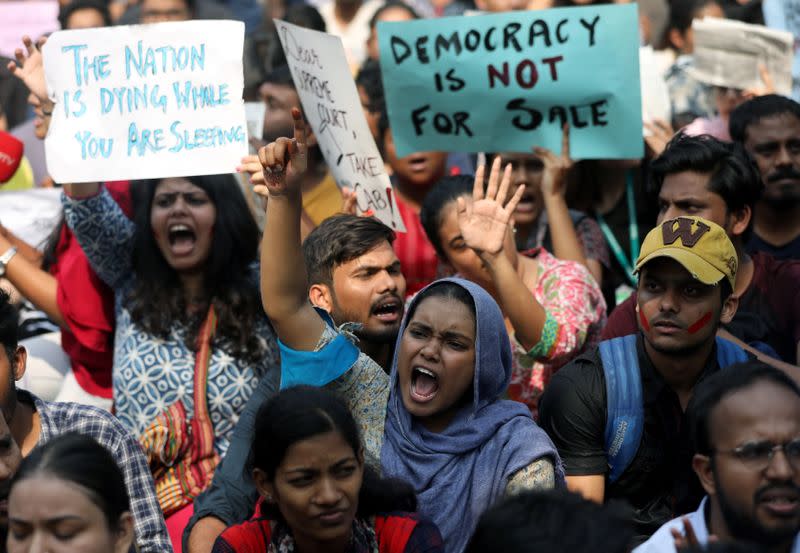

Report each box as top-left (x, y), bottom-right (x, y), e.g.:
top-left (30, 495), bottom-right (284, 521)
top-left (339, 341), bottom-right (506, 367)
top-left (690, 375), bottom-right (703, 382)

top-left (600, 335), bottom-right (644, 484)
top-left (715, 337), bottom-right (749, 368)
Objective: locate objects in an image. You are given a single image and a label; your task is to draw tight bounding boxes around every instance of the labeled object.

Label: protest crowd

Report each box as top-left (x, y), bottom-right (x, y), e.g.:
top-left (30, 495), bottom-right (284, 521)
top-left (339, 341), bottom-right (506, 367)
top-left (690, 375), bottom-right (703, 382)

top-left (0, 0), bottom-right (800, 550)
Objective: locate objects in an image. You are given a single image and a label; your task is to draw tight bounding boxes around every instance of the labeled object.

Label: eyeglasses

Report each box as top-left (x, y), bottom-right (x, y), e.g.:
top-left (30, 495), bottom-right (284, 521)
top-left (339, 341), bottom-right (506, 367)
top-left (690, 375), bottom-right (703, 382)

top-left (714, 439), bottom-right (800, 471)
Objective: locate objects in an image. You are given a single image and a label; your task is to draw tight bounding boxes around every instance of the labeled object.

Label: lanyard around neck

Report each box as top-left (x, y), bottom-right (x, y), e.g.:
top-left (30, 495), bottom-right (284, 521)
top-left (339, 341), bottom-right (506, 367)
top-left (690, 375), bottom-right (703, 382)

top-left (596, 170), bottom-right (639, 287)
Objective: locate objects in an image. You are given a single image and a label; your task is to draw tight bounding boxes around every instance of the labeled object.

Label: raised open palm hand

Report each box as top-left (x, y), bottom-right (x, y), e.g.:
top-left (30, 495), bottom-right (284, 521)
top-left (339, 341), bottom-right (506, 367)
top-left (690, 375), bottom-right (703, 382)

top-left (457, 157), bottom-right (524, 257)
top-left (7, 36), bottom-right (48, 102)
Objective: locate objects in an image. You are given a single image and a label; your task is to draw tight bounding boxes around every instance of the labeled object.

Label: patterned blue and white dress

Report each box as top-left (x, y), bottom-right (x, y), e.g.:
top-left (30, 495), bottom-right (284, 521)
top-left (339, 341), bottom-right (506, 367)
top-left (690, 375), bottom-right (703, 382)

top-left (62, 187), bottom-right (280, 456)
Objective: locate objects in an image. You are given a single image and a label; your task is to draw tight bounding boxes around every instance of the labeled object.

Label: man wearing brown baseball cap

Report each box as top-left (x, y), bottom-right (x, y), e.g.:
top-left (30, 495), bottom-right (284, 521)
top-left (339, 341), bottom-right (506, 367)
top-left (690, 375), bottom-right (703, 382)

top-left (540, 216), bottom-right (749, 544)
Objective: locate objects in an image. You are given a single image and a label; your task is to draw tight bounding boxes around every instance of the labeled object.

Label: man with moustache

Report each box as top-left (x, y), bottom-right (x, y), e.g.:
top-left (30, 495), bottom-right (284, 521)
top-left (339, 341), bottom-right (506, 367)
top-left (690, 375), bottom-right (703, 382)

top-left (540, 216), bottom-right (750, 542)
top-left (185, 214), bottom-right (406, 552)
top-left (602, 134), bottom-right (800, 365)
top-left (729, 95), bottom-right (800, 261)
top-left (635, 361), bottom-right (800, 552)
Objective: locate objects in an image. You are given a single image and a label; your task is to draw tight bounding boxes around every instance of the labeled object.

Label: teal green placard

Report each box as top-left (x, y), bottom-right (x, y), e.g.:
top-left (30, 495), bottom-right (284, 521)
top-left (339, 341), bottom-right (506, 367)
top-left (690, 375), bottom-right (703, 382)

top-left (378, 4), bottom-right (644, 159)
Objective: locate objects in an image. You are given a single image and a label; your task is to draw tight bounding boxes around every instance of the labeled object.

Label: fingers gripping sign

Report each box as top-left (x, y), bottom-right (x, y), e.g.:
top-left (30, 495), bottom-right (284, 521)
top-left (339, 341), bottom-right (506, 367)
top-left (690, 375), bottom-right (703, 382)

top-left (256, 107), bottom-right (308, 198)
top-left (456, 156), bottom-right (525, 259)
top-left (534, 123), bottom-right (574, 198)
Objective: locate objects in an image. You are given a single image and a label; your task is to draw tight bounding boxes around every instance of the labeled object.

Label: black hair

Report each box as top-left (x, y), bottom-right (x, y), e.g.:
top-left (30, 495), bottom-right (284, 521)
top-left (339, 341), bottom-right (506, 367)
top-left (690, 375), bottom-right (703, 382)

top-left (368, 1), bottom-right (420, 29)
top-left (729, 94), bottom-right (800, 144)
top-left (466, 489), bottom-right (635, 553)
top-left (420, 175), bottom-right (474, 259)
top-left (665, 0), bottom-right (719, 45)
top-left (11, 432), bottom-right (130, 530)
top-left (284, 3), bottom-right (326, 31)
top-left (648, 134), bottom-right (763, 242)
top-left (250, 386), bottom-right (417, 517)
top-left (127, 174), bottom-right (265, 364)
top-left (262, 64), bottom-right (295, 89)
top-left (688, 360), bottom-right (800, 456)
top-left (302, 214), bottom-right (396, 288)
top-left (0, 290), bottom-right (18, 363)
top-left (356, 59), bottom-right (384, 114)
top-left (58, 0), bottom-right (112, 28)
top-left (405, 280), bottom-right (476, 325)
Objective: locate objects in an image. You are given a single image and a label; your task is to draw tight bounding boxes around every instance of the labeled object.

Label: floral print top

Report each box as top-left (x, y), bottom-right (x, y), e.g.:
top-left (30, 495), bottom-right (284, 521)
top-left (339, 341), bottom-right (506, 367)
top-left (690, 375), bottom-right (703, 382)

top-left (508, 248), bottom-right (606, 417)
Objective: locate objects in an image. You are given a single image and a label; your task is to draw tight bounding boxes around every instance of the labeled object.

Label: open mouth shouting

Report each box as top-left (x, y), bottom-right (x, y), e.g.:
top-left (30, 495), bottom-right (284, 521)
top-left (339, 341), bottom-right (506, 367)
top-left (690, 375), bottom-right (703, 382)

top-left (370, 296), bottom-right (402, 324)
top-left (514, 191), bottom-right (537, 214)
top-left (410, 366), bottom-right (439, 403)
top-left (167, 223), bottom-right (197, 256)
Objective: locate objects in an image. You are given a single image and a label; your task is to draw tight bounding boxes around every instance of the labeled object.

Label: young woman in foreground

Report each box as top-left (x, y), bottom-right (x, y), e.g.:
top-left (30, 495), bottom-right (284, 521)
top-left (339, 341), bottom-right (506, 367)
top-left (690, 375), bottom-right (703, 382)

top-left (212, 386), bottom-right (443, 553)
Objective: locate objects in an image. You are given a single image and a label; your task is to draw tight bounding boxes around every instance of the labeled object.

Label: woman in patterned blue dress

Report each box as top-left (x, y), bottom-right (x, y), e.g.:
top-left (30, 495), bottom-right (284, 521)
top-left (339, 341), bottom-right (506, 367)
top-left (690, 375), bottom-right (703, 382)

top-left (62, 175), bottom-right (281, 547)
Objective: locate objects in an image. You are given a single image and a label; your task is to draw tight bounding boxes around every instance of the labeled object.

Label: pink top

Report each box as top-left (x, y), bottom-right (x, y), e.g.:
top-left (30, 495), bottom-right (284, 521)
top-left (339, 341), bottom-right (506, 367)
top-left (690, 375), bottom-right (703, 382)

top-left (682, 116), bottom-right (731, 142)
top-left (507, 249), bottom-right (607, 418)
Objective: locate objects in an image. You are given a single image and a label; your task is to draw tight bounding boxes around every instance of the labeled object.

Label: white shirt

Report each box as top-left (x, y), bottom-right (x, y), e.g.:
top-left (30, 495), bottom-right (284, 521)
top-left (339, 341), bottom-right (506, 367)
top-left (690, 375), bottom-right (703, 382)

top-left (319, 0), bottom-right (383, 71)
top-left (635, 497), bottom-right (800, 553)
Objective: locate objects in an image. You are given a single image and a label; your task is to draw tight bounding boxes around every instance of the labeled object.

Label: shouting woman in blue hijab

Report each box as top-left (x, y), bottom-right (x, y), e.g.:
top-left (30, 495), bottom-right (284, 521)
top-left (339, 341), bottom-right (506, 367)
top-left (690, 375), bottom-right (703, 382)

top-left (250, 110), bottom-right (564, 552)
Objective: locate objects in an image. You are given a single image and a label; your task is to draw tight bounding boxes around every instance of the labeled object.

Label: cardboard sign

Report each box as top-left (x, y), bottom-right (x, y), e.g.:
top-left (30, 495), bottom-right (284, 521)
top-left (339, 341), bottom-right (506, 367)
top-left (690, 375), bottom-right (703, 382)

top-left (690, 17), bottom-right (794, 96)
top-left (42, 21), bottom-right (247, 182)
top-left (378, 4), bottom-right (643, 159)
top-left (274, 19), bottom-right (405, 231)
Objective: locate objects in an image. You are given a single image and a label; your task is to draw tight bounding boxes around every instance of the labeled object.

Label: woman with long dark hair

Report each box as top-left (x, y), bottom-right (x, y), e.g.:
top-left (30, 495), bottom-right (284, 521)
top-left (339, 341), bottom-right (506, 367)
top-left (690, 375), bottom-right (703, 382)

top-left (63, 174), bottom-right (280, 550)
top-left (212, 386), bottom-right (443, 553)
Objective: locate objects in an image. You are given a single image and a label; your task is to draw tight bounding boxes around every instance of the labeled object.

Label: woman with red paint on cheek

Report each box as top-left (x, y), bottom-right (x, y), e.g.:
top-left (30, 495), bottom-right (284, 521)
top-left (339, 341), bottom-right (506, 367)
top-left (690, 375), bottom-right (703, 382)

top-left (62, 174), bottom-right (282, 552)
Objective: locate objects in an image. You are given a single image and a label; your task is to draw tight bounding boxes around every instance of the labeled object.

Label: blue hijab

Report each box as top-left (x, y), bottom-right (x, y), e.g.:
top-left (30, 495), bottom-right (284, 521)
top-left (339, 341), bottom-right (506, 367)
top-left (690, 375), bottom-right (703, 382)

top-left (380, 278), bottom-right (564, 553)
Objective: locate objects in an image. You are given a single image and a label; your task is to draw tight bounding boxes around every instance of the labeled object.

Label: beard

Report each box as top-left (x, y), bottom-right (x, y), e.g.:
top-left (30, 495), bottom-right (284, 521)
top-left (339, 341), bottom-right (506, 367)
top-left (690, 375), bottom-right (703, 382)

top-left (329, 296), bottom-right (400, 345)
top-left (715, 471), bottom-right (800, 547)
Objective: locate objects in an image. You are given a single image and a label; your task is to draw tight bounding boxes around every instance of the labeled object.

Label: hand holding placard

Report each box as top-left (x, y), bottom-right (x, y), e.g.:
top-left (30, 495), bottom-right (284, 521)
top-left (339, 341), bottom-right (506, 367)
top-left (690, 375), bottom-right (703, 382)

top-left (535, 124), bottom-right (572, 199)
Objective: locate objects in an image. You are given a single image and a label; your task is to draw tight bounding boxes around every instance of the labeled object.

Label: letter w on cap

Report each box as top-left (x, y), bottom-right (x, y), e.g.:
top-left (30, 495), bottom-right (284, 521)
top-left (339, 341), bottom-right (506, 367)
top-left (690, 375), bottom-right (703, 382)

top-left (661, 218), bottom-right (711, 248)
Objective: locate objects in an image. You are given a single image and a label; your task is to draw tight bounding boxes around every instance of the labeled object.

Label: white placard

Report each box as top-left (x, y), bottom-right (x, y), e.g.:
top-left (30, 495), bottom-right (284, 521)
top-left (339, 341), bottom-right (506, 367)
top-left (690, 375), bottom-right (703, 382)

top-left (42, 21), bottom-right (247, 183)
top-left (274, 20), bottom-right (406, 232)
top-left (244, 101), bottom-right (266, 142)
top-left (640, 46), bottom-right (671, 134)
top-left (690, 17), bottom-right (794, 95)
top-left (0, 188), bottom-right (62, 248)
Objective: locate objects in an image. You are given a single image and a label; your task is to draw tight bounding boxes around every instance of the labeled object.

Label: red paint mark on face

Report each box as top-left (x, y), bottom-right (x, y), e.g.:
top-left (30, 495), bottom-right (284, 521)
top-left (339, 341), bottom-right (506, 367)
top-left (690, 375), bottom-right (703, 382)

top-left (687, 311), bottom-right (713, 335)
top-left (638, 307), bottom-right (651, 332)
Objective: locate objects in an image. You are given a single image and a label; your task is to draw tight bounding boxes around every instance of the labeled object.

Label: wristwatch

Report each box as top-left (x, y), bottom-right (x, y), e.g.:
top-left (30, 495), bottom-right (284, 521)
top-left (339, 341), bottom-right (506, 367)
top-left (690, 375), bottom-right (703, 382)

top-left (0, 247), bottom-right (18, 278)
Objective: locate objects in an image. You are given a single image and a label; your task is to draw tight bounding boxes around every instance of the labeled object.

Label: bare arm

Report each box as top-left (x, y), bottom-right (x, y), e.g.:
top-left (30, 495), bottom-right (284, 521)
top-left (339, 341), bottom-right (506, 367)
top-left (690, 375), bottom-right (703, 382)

top-left (0, 234), bottom-right (64, 327)
top-left (566, 474), bottom-right (605, 504)
top-left (537, 125), bottom-right (599, 284)
top-left (257, 108), bottom-right (324, 350)
top-left (186, 517), bottom-right (227, 553)
top-left (458, 159), bottom-right (547, 350)
top-left (0, 226), bottom-right (43, 266)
